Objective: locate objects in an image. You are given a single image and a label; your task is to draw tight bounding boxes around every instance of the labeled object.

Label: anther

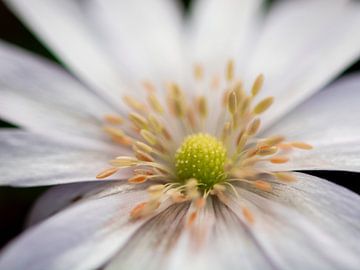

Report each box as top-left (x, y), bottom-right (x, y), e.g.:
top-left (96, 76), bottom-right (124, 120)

top-left (253, 96), bottom-right (274, 114)
top-left (96, 167), bottom-right (118, 179)
top-left (251, 74), bottom-right (264, 97)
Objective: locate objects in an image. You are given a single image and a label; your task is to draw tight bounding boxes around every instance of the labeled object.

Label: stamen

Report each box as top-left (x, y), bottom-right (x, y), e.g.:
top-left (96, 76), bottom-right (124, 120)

top-left (251, 74), bottom-right (264, 97)
top-left (253, 96), bottom-right (274, 114)
top-left (129, 112), bottom-right (148, 129)
top-left (291, 141), bottom-right (313, 150)
top-left (253, 180), bottom-right (272, 192)
top-left (140, 129), bottom-right (157, 145)
top-left (104, 114), bottom-right (124, 125)
top-left (97, 61), bottom-right (312, 223)
top-left (228, 90), bottom-right (238, 115)
top-left (123, 95), bottom-right (146, 112)
top-left (274, 172), bottom-right (296, 182)
top-left (196, 96), bottom-right (208, 119)
top-left (96, 167), bottom-right (118, 179)
top-left (194, 64), bottom-right (204, 80)
top-left (247, 118), bottom-right (261, 136)
top-left (148, 93), bottom-right (164, 114)
top-left (242, 207), bottom-right (254, 224)
top-left (270, 156), bottom-right (289, 164)
top-left (128, 175), bottom-right (148, 184)
top-left (226, 59), bottom-right (235, 82)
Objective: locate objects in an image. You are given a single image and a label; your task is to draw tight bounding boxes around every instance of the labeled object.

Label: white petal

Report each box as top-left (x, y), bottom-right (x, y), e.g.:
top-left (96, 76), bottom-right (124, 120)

top-left (27, 181), bottom-right (113, 226)
top-left (4, 0), bottom-right (131, 106)
top-left (0, 41), bottom-right (117, 146)
top-left (166, 200), bottom-right (273, 270)
top-left (104, 203), bottom-right (190, 270)
top-left (227, 188), bottom-right (360, 270)
top-left (263, 74), bottom-right (360, 172)
top-left (247, 0), bottom-right (360, 127)
top-left (0, 130), bottom-right (130, 187)
top-left (189, 0), bottom-right (264, 73)
top-left (0, 187), bottom-right (149, 270)
top-left (255, 172), bottom-right (360, 254)
top-left (86, 0), bottom-right (185, 83)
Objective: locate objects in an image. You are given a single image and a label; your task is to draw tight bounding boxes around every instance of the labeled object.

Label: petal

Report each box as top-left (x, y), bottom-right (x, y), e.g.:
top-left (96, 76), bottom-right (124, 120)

top-left (247, 0), bottom-right (360, 127)
top-left (0, 41), bottom-right (117, 146)
top-left (27, 181), bottom-right (113, 226)
top-left (0, 130), bottom-right (130, 187)
top-left (104, 203), bottom-right (189, 270)
top-left (226, 188), bottom-right (360, 270)
top-left (86, 0), bottom-right (185, 83)
top-left (189, 0), bottom-right (264, 73)
top-left (255, 172), bottom-right (360, 254)
top-left (0, 186), bottom-right (150, 270)
top-left (166, 200), bottom-right (274, 270)
top-left (4, 0), bottom-right (131, 106)
top-left (263, 74), bottom-right (360, 172)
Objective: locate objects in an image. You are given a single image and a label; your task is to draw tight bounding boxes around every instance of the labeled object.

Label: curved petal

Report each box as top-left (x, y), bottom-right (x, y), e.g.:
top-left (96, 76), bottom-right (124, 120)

top-left (27, 181), bottom-right (116, 226)
top-left (0, 130), bottom-right (130, 187)
top-left (104, 203), bottom-right (189, 270)
top-left (226, 188), bottom-right (360, 270)
top-left (255, 172), bottom-right (360, 254)
top-left (263, 73), bottom-right (360, 172)
top-left (246, 0), bottom-right (360, 127)
top-left (0, 41), bottom-right (117, 146)
top-left (166, 199), bottom-right (274, 270)
top-left (86, 0), bottom-right (186, 83)
top-left (4, 0), bottom-right (131, 106)
top-left (0, 187), bottom-right (150, 270)
top-left (189, 0), bottom-right (264, 73)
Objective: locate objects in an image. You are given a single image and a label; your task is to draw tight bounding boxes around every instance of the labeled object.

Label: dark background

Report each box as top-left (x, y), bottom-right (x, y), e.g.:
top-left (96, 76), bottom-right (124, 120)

top-left (0, 0), bottom-right (359, 249)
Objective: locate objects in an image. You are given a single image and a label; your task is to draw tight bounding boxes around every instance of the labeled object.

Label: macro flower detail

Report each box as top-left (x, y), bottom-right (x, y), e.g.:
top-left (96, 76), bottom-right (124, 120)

top-left (95, 65), bottom-right (312, 222)
top-left (0, 0), bottom-right (360, 270)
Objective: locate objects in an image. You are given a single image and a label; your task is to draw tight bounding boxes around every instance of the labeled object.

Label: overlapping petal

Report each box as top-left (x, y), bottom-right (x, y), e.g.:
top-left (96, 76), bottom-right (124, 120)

top-left (0, 41), bottom-right (117, 146)
top-left (247, 0), bottom-right (360, 127)
top-left (264, 74), bottom-right (360, 172)
top-left (0, 186), bottom-right (150, 270)
top-left (0, 130), bottom-right (130, 187)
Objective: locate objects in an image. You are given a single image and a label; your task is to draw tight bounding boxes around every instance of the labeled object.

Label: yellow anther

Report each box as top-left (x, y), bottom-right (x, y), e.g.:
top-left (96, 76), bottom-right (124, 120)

top-left (128, 175), bottom-right (148, 184)
top-left (274, 172), bottom-right (296, 183)
top-left (254, 180), bottom-right (272, 192)
top-left (104, 114), bottom-right (124, 125)
top-left (103, 126), bottom-right (125, 138)
top-left (140, 129), bottom-right (157, 145)
top-left (129, 112), bottom-right (148, 129)
top-left (253, 97), bottom-right (274, 114)
top-left (242, 207), bottom-right (254, 224)
top-left (96, 167), bottom-right (118, 179)
top-left (148, 93), bottom-right (164, 114)
top-left (194, 64), bottom-right (204, 80)
top-left (270, 156), bottom-right (289, 164)
top-left (123, 95), bottom-right (145, 112)
top-left (251, 74), bottom-right (264, 97)
top-left (134, 141), bottom-right (153, 154)
top-left (226, 59), bottom-right (235, 81)
top-left (247, 118), bottom-right (261, 136)
top-left (228, 91), bottom-right (238, 115)
top-left (197, 96), bottom-right (208, 118)
top-left (291, 142), bottom-right (313, 150)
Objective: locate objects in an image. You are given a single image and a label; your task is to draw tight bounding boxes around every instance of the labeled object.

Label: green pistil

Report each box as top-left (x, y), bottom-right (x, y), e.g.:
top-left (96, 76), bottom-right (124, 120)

top-left (175, 133), bottom-right (227, 189)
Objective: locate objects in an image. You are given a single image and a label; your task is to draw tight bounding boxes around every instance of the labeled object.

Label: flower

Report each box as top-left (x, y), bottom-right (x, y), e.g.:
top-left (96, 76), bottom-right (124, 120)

top-left (1, 0), bottom-right (360, 269)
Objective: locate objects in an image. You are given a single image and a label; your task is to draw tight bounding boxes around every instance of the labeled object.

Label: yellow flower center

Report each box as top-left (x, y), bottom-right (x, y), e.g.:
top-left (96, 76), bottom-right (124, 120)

top-left (175, 133), bottom-right (227, 189)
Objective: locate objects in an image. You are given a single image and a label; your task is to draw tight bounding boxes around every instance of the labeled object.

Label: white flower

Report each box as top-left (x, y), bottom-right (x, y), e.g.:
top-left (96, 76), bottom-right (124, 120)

top-left (0, 0), bottom-right (360, 269)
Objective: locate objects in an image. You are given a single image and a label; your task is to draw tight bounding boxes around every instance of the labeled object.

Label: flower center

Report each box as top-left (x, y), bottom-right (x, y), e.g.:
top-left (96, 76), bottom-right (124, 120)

top-left (175, 133), bottom-right (227, 189)
top-left (96, 60), bottom-right (313, 223)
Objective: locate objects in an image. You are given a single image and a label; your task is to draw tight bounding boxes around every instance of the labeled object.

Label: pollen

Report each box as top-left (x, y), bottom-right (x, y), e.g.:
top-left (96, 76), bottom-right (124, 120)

top-left (175, 133), bottom-right (227, 189)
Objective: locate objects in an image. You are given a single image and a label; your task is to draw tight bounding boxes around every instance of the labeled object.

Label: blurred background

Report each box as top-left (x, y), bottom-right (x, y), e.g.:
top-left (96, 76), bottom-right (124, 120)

top-left (0, 0), bottom-right (359, 250)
